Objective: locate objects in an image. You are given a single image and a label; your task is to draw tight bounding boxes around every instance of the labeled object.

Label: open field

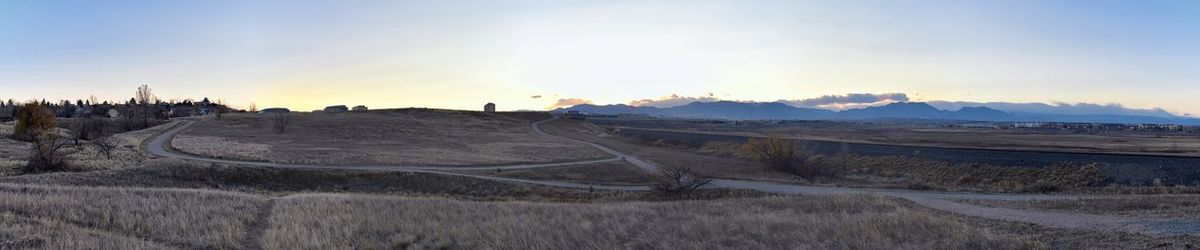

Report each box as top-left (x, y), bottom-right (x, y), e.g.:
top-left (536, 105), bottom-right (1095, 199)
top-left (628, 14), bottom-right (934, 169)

top-left (0, 159), bottom-right (611, 200)
top-left (0, 121), bottom-right (175, 175)
top-left (1, 112), bottom-right (1198, 248)
top-left (474, 161), bottom-right (657, 185)
top-left (592, 118), bottom-right (1200, 156)
top-left (173, 110), bottom-right (608, 166)
top-left (261, 194), bottom-right (1030, 249)
top-left (610, 126), bottom-right (1200, 185)
top-left (0, 183), bottom-right (260, 249)
top-left (957, 195), bottom-right (1200, 219)
top-left (541, 119), bottom-right (798, 183)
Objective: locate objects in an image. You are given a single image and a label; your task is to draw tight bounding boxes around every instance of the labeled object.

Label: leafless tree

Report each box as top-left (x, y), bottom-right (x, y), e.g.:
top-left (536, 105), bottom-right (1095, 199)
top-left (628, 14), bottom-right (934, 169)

top-left (135, 84), bottom-right (156, 128)
top-left (91, 136), bottom-right (117, 159)
top-left (26, 133), bottom-right (70, 173)
top-left (272, 113), bottom-right (291, 133)
top-left (68, 116), bottom-right (106, 145)
top-left (248, 102), bottom-right (258, 113)
top-left (652, 166), bottom-right (712, 195)
top-left (215, 98), bottom-right (227, 120)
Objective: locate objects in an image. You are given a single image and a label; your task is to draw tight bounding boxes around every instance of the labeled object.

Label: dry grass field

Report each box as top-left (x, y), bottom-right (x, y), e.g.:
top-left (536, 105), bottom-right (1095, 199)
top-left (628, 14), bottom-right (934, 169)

top-left (477, 161), bottom-right (657, 185)
top-left (0, 183), bottom-right (261, 249)
top-left (0, 121), bottom-right (175, 175)
top-left (767, 126), bottom-right (1200, 156)
top-left (174, 110), bottom-right (609, 166)
top-left (627, 121), bottom-right (1200, 156)
top-left (542, 119), bottom-right (798, 183)
top-left (958, 195), bottom-right (1200, 219)
top-left (260, 194), bottom-right (1031, 249)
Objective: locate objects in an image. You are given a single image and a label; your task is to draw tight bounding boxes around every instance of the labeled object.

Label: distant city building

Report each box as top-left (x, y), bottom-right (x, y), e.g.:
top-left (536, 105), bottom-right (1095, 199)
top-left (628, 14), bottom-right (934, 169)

top-left (565, 110), bottom-right (585, 120)
top-left (261, 108), bottom-right (291, 114)
top-left (352, 105), bottom-right (368, 112)
top-left (324, 105), bottom-right (349, 113)
top-left (484, 102), bottom-right (496, 113)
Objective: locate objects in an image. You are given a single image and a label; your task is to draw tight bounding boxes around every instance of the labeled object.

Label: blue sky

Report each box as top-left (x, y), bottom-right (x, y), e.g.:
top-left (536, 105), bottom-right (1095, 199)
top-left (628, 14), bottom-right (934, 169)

top-left (1, 0), bottom-right (1198, 115)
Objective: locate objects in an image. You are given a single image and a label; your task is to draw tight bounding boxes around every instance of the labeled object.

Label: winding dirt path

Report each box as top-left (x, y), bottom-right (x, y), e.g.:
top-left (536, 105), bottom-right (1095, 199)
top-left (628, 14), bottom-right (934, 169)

top-left (148, 117), bottom-right (1200, 237)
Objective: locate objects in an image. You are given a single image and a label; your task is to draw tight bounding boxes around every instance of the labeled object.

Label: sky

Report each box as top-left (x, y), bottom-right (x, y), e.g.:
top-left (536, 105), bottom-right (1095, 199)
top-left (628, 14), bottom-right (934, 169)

top-left (1, 0), bottom-right (1198, 115)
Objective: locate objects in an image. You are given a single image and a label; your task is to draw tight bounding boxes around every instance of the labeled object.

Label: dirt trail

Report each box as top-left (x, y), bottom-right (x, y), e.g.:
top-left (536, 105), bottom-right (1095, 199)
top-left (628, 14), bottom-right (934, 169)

top-left (240, 198), bottom-right (277, 250)
top-left (149, 117), bottom-right (1200, 237)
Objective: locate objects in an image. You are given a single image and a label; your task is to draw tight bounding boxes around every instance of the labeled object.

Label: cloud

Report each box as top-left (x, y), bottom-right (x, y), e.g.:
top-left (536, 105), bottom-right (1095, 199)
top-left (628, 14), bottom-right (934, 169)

top-left (547, 98), bottom-right (592, 109)
top-left (531, 95), bottom-right (542, 99)
top-left (926, 101), bottom-right (1180, 118)
top-left (779, 93), bottom-right (909, 110)
top-left (629, 94), bottom-right (721, 108)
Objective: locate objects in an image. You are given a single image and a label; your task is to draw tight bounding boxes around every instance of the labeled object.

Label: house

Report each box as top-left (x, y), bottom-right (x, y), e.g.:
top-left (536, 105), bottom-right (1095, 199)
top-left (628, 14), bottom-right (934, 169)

top-left (261, 108), bottom-right (290, 114)
top-left (484, 103), bottom-right (496, 113)
top-left (107, 109), bottom-right (122, 118)
top-left (0, 108), bottom-right (12, 122)
top-left (324, 105), bottom-right (349, 113)
top-left (352, 105), bottom-right (368, 112)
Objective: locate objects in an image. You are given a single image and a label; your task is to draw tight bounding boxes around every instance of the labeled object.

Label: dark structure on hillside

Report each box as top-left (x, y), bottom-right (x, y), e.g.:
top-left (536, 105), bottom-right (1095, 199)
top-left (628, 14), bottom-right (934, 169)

top-left (324, 105), bottom-right (349, 113)
top-left (352, 105), bottom-right (368, 112)
top-left (484, 103), bottom-right (496, 113)
top-left (260, 108), bottom-right (290, 114)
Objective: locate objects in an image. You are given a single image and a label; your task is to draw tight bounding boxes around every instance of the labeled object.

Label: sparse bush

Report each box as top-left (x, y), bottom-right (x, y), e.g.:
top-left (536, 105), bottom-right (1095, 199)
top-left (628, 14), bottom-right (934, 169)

top-left (91, 135), bottom-right (118, 159)
top-left (272, 113), bottom-right (291, 133)
top-left (25, 133), bottom-right (70, 173)
top-left (652, 166), bottom-right (712, 195)
top-left (742, 136), bottom-right (797, 172)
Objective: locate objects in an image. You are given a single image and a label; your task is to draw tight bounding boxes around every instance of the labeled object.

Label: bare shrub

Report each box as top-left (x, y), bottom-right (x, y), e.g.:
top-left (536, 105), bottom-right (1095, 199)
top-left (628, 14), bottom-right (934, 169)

top-left (271, 113), bottom-right (290, 133)
top-left (91, 136), bottom-right (117, 159)
top-left (68, 116), bottom-right (106, 145)
top-left (25, 133), bottom-right (70, 173)
top-left (652, 166), bottom-right (712, 195)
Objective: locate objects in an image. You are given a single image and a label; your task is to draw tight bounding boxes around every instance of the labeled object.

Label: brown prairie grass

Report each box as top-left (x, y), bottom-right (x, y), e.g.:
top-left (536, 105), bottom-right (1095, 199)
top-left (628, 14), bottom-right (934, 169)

top-left (542, 119), bottom-right (798, 182)
top-left (477, 161), bottom-right (657, 185)
top-left (958, 195), bottom-right (1200, 219)
top-left (261, 194), bottom-right (1032, 250)
top-left (0, 183), bottom-right (261, 249)
top-left (177, 110), bottom-right (608, 166)
top-left (0, 121), bottom-right (176, 175)
top-left (815, 155), bottom-right (1107, 193)
top-left (0, 159), bottom-right (610, 200)
top-left (0, 212), bottom-right (172, 249)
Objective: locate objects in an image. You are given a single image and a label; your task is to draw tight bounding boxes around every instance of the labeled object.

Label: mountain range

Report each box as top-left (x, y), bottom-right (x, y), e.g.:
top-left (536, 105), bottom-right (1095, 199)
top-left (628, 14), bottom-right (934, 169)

top-left (556, 101), bottom-right (1200, 125)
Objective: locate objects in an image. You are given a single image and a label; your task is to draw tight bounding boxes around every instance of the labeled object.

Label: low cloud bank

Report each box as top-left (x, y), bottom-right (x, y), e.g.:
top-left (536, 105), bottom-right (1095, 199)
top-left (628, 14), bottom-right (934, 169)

top-left (547, 98), bottom-right (592, 109)
top-left (629, 94), bottom-right (721, 108)
top-left (779, 93), bottom-right (909, 110)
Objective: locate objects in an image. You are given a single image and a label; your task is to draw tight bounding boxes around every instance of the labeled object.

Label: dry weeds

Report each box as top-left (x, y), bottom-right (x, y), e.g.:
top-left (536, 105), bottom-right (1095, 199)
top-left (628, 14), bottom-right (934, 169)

top-left (958, 195), bottom-right (1200, 219)
top-left (542, 119), bottom-right (798, 182)
top-left (172, 134), bottom-right (272, 161)
top-left (176, 110), bottom-right (608, 166)
top-left (0, 121), bottom-right (177, 174)
top-left (477, 161), bottom-right (657, 185)
top-left (0, 212), bottom-right (172, 249)
top-left (0, 183), bottom-right (261, 249)
top-left (261, 194), bottom-right (1031, 249)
